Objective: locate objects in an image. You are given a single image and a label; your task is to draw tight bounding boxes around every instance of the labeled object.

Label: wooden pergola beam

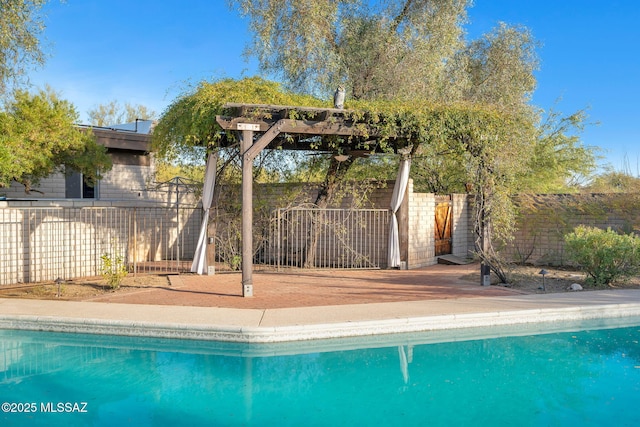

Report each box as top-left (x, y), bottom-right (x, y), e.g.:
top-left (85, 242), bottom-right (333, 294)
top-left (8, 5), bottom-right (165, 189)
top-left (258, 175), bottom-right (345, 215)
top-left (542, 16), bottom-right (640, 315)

top-left (216, 117), bottom-right (373, 138)
top-left (222, 102), bottom-right (346, 118)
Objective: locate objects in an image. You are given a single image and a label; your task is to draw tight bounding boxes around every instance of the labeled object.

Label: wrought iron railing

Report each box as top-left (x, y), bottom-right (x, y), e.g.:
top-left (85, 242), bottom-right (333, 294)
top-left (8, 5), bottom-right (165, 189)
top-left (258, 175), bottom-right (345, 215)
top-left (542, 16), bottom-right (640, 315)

top-left (258, 207), bottom-right (390, 270)
top-left (0, 206), bottom-right (202, 285)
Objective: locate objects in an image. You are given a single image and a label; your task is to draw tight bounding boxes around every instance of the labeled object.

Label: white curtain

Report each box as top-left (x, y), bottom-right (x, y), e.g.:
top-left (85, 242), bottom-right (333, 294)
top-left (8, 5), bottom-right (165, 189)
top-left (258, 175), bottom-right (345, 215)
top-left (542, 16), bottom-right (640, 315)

top-left (398, 346), bottom-right (409, 384)
top-left (190, 152), bottom-right (217, 274)
top-left (388, 156), bottom-right (411, 268)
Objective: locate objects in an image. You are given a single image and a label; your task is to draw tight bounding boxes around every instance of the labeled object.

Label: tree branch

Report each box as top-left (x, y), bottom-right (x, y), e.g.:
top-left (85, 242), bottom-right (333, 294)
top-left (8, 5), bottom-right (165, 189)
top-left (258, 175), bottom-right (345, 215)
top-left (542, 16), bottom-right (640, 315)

top-left (391, 0), bottom-right (415, 33)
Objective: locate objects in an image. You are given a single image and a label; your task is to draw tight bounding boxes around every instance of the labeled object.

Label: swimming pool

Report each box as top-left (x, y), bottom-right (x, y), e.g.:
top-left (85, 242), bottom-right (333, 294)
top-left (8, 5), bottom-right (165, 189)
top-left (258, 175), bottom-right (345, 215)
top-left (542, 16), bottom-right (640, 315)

top-left (1, 318), bottom-right (640, 426)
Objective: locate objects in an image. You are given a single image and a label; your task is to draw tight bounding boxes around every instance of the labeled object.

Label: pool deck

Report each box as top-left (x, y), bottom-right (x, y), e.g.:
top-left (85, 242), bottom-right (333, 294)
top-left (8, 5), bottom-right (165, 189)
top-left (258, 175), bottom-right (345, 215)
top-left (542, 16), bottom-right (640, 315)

top-left (1, 264), bottom-right (640, 343)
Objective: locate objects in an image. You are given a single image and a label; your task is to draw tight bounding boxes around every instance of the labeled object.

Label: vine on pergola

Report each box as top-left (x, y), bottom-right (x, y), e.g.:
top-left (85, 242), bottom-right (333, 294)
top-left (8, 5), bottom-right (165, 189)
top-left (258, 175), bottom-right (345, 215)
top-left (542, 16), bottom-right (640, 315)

top-left (154, 77), bottom-right (537, 280)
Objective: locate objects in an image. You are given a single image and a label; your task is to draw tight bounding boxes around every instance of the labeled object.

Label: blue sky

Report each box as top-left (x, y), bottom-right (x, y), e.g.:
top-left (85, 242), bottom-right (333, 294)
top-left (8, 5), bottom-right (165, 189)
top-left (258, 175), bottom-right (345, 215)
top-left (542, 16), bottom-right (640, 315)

top-left (28, 1), bottom-right (640, 171)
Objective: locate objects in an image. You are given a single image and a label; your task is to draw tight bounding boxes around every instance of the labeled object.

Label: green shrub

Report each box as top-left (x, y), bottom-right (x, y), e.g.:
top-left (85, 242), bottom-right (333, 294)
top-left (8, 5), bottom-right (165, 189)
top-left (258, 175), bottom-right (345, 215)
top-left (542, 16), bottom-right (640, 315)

top-left (100, 251), bottom-right (128, 289)
top-left (564, 226), bottom-right (640, 286)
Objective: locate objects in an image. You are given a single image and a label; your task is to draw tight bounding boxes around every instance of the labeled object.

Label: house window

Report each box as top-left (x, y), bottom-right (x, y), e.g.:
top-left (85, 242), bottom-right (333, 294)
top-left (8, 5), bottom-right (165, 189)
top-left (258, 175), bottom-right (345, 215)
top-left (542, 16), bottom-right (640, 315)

top-left (65, 170), bottom-right (96, 199)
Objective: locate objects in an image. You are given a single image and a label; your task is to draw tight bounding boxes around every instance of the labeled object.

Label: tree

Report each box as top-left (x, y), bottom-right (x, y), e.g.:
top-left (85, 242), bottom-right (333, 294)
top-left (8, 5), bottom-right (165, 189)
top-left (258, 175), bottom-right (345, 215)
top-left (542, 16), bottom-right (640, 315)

top-left (412, 109), bottom-right (598, 195)
top-left (0, 88), bottom-right (112, 192)
top-left (0, 1), bottom-right (113, 194)
top-left (230, 0), bottom-right (475, 214)
top-left (521, 108), bottom-right (598, 193)
top-left (0, 0), bottom-right (51, 96)
top-left (153, 77), bottom-right (325, 205)
top-left (232, 0), bottom-right (470, 101)
top-left (585, 170), bottom-right (640, 193)
top-left (87, 100), bottom-right (156, 126)
top-left (160, 1), bottom-right (597, 278)
top-left (462, 23), bottom-right (539, 108)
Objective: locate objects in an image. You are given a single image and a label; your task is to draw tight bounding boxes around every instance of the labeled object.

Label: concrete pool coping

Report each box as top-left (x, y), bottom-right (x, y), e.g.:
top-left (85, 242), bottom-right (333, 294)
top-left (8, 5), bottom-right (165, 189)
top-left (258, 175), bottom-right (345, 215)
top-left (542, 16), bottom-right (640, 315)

top-left (2, 289), bottom-right (640, 343)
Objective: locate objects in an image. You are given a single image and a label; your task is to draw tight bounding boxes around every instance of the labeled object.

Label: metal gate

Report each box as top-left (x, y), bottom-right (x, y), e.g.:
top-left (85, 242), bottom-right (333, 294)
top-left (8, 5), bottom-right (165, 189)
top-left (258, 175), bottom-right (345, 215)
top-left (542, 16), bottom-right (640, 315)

top-left (260, 207), bottom-right (390, 269)
top-left (435, 196), bottom-right (453, 256)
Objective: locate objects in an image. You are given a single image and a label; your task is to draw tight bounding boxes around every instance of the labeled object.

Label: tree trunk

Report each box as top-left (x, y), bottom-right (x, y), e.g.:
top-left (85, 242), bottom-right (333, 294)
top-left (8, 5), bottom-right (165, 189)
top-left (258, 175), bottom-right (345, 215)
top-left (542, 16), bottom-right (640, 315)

top-left (473, 187), bottom-right (508, 284)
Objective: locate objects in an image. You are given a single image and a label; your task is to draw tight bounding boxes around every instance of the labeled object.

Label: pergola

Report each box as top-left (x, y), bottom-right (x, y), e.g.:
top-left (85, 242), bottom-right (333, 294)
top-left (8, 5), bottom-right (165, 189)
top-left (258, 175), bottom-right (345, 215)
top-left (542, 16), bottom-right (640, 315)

top-left (191, 103), bottom-right (412, 297)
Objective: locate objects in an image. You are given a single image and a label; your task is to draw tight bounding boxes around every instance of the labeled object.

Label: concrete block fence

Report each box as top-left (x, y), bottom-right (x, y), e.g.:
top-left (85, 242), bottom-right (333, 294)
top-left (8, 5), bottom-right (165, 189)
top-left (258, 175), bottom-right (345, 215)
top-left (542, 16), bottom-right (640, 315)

top-left (7, 187), bottom-right (632, 286)
top-left (1, 181), bottom-right (477, 286)
top-left (500, 193), bottom-right (640, 265)
top-left (0, 200), bottom-right (202, 285)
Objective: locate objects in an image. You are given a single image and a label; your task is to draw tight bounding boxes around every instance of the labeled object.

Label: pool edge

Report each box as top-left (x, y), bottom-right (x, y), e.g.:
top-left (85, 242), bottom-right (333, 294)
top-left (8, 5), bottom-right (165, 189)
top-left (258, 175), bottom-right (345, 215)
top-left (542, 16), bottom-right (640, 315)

top-left (2, 290), bottom-right (640, 342)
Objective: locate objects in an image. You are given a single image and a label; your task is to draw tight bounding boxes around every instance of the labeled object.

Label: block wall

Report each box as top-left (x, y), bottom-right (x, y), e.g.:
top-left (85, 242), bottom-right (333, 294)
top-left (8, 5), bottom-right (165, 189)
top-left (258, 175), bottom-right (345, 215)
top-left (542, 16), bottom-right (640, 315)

top-left (407, 182), bottom-right (436, 269)
top-left (2, 173), bottom-right (66, 199)
top-left (242, 180), bottom-right (394, 210)
top-left (452, 193), bottom-right (472, 258)
top-left (500, 193), bottom-right (640, 266)
top-left (0, 200), bottom-right (201, 285)
top-left (0, 159), bottom-right (198, 206)
top-left (99, 163), bottom-right (154, 200)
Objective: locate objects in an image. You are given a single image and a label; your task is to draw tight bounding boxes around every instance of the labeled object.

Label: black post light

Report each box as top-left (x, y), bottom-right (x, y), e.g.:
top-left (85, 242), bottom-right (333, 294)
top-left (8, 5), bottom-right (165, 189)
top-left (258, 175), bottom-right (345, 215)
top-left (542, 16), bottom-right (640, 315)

top-left (539, 269), bottom-right (548, 292)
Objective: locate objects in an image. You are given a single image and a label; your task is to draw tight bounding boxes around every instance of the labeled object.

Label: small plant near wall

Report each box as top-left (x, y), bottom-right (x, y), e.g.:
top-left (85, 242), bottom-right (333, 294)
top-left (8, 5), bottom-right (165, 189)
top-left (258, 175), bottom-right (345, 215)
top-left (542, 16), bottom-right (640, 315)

top-left (230, 255), bottom-right (242, 271)
top-left (564, 226), bottom-right (640, 286)
top-left (101, 248), bottom-right (128, 289)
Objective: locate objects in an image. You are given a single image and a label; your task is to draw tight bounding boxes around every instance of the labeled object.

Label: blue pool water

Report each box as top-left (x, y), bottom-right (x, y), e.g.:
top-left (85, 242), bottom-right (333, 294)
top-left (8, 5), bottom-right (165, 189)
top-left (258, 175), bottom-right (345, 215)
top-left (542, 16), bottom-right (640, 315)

top-left (1, 319), bottom-right (640, 426)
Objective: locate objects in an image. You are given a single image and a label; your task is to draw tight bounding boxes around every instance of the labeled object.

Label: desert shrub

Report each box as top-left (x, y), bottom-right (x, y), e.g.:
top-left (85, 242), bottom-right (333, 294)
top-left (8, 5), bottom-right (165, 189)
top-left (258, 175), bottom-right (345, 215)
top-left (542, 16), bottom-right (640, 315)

top-left (100, 251), bottom-right (128, 289)
top-left (564, 226), bottom-right (640, 286)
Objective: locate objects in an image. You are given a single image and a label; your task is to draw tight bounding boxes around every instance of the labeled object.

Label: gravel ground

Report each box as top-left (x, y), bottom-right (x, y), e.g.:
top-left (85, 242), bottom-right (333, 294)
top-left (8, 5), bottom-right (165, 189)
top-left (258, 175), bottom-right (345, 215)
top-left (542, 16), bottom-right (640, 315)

top-left (481, 265), bottom-right (640, 294)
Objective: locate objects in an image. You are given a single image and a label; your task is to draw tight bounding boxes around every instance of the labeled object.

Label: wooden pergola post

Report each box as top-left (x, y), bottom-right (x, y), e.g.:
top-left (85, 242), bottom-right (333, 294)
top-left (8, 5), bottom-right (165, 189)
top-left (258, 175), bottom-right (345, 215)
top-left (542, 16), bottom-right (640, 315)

top-left (238, 120), bottom-right (284, 297)
top-left (241, 128), bottom-right (254, 297)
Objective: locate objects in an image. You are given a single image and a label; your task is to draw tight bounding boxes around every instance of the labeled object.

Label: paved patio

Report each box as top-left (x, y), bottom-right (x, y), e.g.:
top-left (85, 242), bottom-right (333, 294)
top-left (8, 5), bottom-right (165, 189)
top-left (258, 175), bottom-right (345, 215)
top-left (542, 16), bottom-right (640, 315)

top-left (86, 263), bottom-right (522, 309)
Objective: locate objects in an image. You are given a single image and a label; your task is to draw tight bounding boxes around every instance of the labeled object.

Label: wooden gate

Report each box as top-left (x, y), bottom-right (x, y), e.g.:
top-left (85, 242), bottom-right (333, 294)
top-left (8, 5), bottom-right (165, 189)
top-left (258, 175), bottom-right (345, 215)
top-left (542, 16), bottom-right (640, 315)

top-left (435, 196), bottom-right (452, 256)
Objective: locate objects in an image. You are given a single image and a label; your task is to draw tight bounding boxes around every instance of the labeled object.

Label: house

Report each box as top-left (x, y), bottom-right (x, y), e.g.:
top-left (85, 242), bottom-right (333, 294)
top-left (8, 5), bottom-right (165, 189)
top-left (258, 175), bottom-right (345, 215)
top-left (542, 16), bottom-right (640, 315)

top-left (2, 120), bottom-right (156, 201)
top-left (0, 120), bottom-right (208, 285)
